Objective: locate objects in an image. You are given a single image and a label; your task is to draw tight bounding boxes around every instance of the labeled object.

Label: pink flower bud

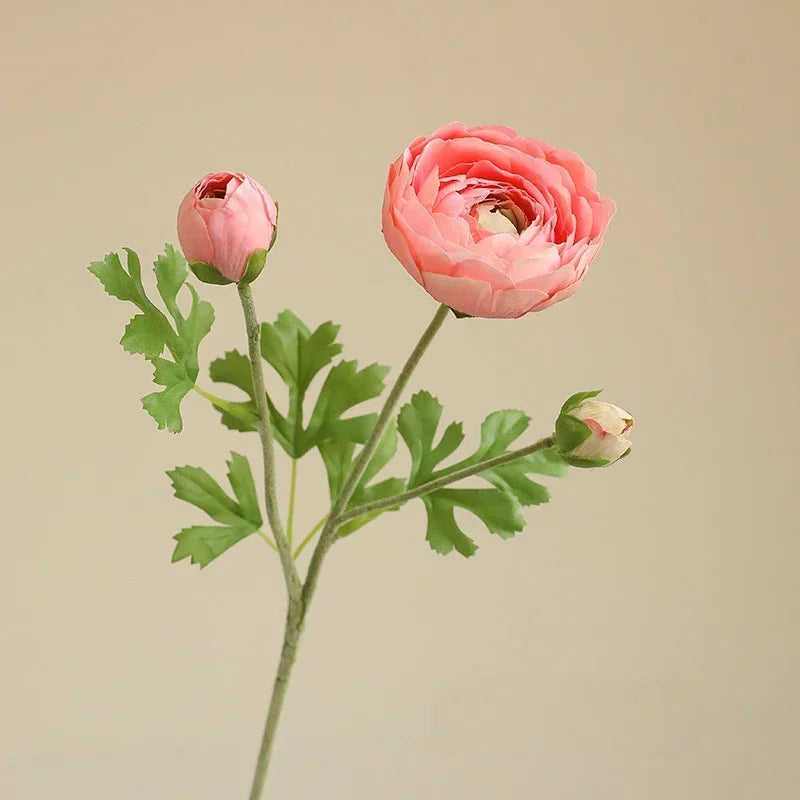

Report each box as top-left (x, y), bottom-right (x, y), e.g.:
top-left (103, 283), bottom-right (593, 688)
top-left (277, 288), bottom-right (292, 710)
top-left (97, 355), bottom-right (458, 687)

top-left (567, 400), bottom-right (633, 463)
top-left (177, 172), bottom-right (277, 282)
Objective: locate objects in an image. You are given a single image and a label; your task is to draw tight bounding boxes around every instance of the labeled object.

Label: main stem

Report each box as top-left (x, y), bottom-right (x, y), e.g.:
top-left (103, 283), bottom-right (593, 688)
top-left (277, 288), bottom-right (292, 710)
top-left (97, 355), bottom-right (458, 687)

top-left (301, 303), bottom-right (450, 612)
top-left (239, 283), bottom-right (303, 800)
top-left (244, 302), bottom-right (449, 800)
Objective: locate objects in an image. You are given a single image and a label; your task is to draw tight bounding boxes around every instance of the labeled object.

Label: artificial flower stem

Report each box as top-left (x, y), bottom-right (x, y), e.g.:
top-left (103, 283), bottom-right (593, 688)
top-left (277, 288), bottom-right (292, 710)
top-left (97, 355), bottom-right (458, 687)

top-left (292, 515), bottom-right (328, 560)
top-left (337, 434), bottom-right (557, 527)
top-left (192, 384), bottom-right (258, 428)
top-left (256, 531), bottom-right (279, 552)
top-left (286, 459), bottom-right (298, 548)
top-left (301, 303), bottom-right (450, 607)
top-left (247, 303), bottom-right (448, 800)
top-left (237, 283), bottom-right (300, 595)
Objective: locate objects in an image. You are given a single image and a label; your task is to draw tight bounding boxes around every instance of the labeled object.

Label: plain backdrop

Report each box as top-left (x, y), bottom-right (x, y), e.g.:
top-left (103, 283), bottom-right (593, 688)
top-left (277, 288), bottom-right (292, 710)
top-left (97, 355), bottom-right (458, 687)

top-left (1, 0), bottom-right (798, 798)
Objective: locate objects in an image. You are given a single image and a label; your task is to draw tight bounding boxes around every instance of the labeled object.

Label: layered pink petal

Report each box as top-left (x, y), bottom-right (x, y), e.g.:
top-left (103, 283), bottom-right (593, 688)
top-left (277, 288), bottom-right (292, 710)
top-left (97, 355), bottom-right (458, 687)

top-left (381, 124), bottom-right (614, 319)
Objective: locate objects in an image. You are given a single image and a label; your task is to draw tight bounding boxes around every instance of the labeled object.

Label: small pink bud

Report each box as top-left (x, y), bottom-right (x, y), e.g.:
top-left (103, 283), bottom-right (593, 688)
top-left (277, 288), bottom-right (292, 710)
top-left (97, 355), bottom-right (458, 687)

top-left (177, 172), bottom-right (277, 282)
top-left (567, 400), bottom-right (633, 464)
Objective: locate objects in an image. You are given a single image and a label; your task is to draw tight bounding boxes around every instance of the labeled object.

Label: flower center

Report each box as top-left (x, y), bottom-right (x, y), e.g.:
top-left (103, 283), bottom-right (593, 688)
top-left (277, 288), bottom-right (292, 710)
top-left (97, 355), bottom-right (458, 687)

top-left (475, 201), bottom-right (524, 235)
top-left (198, 174), bottom-right (232, 200)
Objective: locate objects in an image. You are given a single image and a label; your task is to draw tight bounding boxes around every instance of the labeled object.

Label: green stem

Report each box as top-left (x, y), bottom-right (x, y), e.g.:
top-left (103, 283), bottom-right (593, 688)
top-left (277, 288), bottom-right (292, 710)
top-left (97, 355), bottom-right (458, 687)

top-left (192, 384), bottom-right (258, 429)
top-left (292, 515), bottom-right (328, 560)
top-left (301, 303), bottom-right (450, 610)
top-left (246, 303), bottom-right (449, 800)
top-left (337, 434), bottom-right (557, 527)
top-left (286, 460), bottom-right (298, 549)
top-left (256, 530), bottom-right (279, 552)
top-left (237, 283), bottom-right (300, 594)
top-left (239, 283), bottom-right (304, 800)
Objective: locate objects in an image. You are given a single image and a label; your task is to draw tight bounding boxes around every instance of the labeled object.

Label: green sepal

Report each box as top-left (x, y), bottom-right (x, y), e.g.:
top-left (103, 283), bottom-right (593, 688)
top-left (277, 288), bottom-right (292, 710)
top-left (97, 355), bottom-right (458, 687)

top-left (561, 455), bottom-right (612, 469)
top-left (555, 412), bottom-right (593, 453)
top-left (189, 260), bottom-right (233, 286)
top-left (449, 307), bottom-right (473, 319)
top-left (239, 248), bottom-right (268, 285)
top-left (560, 389), bottom-right (603, 414)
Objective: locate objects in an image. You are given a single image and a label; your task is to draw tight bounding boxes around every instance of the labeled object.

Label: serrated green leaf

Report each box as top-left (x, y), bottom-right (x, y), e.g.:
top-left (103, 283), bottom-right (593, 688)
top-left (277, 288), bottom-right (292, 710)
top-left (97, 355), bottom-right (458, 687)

top-left (154, 244), bottom-right (188, 323)
top-left (90, 246), bottom-right (214, 433)
top-left (120, 313), bottom-right (168, 359)
top-left (398, 391), bottom-right (464, 486)
top-left (520, 447), bottom-right (569, 478)
top-left (142, 358), bottom-right (194, 433)
top-left (167, 464), bottom-right (242, 524)
top-left (178, 284), bottom-right (214, 378)
top-left (260, 311), bottom-right (342, 396)
top-left (318, 439), bottom-right (356, 500)
top-left (208, 350), bottom-right (259, 432)
top-left (422, 494), bottom-right (478, 557)
top-left (207, 312), bottom-right (386, 459)
top-left (88, 251), bottom-right (140, 303)
top-left (171, 523), bottom-right (258, 568)
top-left (305, 360), bottom-right (388, 452)
top-left (169, 453), bottom-right (264, 568)
top-left (226, 452), bottom-right (262, 526)
top-left (423, 487), bottom-right (524, 556)
top-left (481, 460), bottom-right (550, 506)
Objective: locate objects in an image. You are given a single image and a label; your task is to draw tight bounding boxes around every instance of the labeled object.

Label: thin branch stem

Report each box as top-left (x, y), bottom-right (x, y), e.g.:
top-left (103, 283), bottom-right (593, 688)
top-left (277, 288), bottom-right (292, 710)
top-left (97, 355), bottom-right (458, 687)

top-left (237, 283), bottom-right (300, 595)
top-left (192, 384), bottom-right (258, 428)
top-left (256, 530), bottom-right (279, 552)
top-left (337, 434), bottom-right (557, 526)
top-left (292, 515), bottom-right (328, 560)
top-left (301, 303), bottom-right (450, 610)
top-left (286, 459), bottom-right (298, 549)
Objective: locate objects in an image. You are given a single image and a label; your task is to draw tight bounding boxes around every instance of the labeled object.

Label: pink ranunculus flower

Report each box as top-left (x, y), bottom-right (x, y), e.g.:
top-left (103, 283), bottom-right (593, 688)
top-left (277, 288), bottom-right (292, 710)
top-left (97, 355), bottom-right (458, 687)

top-left (177, 171), bottom-right (278, 282)
top-left (381, 122), bottom-right (616, 318)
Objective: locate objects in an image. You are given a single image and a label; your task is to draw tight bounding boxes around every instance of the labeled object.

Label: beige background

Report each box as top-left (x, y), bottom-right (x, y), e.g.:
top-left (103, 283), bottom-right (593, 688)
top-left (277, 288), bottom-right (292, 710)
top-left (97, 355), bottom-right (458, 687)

top-left (2, 0), bottom-right (798, 797)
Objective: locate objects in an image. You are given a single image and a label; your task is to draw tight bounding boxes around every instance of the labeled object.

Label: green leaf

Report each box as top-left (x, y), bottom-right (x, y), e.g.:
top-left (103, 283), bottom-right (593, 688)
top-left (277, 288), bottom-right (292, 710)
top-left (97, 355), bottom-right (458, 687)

top-left (260, 311), bottom-right (342, 397)
top-left (422, 493), bottom-right (477, 557)
top-left (318, 439), bottom-right (355, 500)
top-left (423, 487), bottom-right (524, 557)
top-left (226, 452), bottom-right (262, 526)
top-left (178, 284), bottom-right (214, 378)
top-left (331, 421), bottom-right (406, 536)
top-left (168, 453), bottom-right (264, 568)
top-left (154, 244), bottom-right (188, 323)
top-left (208, 350), bottom-right (259, 432)
top-left (207, 311), bottom-right (387, 458)
top-left (88, 251), bottom-right (140, 304)
top-left (397, 391), bottom-right (464, 486)
top-left (172, 524), bottom-right (258, 568)
top-left (142, 358), bottom-right (194, 433)
top-left (304, 360), bottom-right (388, 451)
top-left (120, 313), bottom-right (168, 359)
top-left (89, 246), bottom-right (214, 433)
top-left (167, 464), bottom-right (242, 524)
top-left (397, 395), bottom-right (568, 554)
